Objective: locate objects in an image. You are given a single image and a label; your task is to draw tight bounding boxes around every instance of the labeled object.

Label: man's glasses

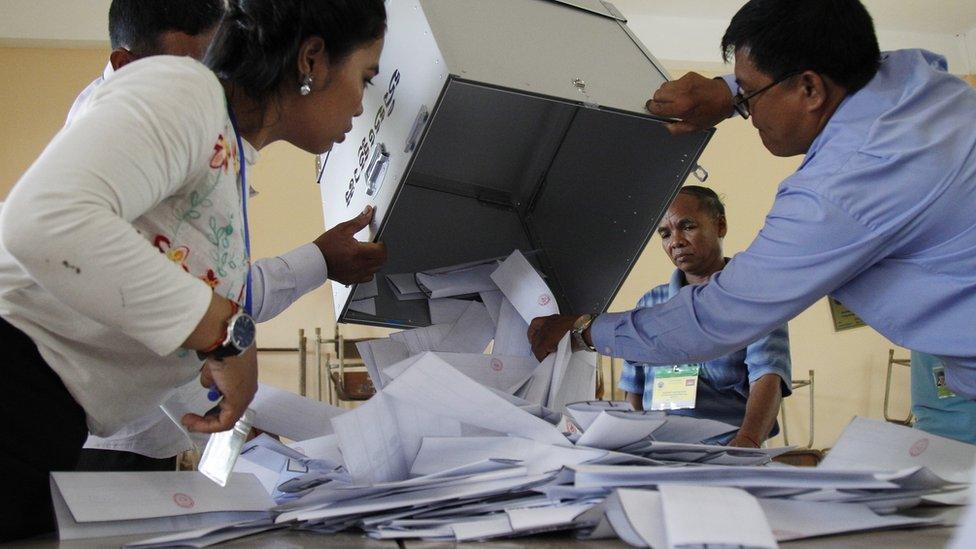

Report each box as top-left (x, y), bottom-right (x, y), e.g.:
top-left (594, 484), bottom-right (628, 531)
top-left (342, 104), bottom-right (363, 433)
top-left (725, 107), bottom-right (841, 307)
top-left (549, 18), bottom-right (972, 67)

top-left (732, 71), bottom-right (801, 119)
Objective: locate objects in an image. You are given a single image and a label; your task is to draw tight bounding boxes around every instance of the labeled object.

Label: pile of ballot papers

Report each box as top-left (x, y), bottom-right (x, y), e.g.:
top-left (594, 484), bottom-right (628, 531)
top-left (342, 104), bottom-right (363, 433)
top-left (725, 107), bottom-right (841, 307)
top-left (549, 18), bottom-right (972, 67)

top-left (356, 250), bottom-right (598, 413)
top-left (49, 250), bottom-right (975, 547)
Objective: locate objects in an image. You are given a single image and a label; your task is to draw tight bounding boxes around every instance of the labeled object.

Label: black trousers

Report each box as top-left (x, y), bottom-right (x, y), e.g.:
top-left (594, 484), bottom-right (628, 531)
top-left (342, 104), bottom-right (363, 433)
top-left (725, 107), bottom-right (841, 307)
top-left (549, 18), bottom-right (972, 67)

top-left (76, 448), bottom-right (177, 472)
top-left (0, 316), bottom-right (88, 542)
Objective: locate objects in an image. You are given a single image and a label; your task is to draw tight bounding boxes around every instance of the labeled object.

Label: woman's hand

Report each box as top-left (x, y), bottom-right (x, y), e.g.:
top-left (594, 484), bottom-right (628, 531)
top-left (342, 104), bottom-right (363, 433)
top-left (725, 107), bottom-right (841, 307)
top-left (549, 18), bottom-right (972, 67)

top-left (182, 345), bottom-right (258, 433)
top-left (314, 206), bottom-right (388, 284)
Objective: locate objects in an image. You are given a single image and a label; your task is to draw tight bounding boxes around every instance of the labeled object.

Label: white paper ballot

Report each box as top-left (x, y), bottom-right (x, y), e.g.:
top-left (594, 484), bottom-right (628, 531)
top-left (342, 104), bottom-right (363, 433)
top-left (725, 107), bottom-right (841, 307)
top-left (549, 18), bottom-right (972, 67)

top-left (383, 353), bottom-right (567, 447)
top-left (490, 249), bottom-right (559, 323)
top-left (433, 300), bottom-right (494, 354)
top-left (576, 411), bottom-right (666, 450)
top-left (331, 391), bottom-right (462, 484)
top-left (124, 519), bottom-right (279, 548)
top-left (429, 297), bottom-right (475, 324)
top-left (348, 297), bottom-right (377, 316)
top-left (417, 262), bottom-right (499, 299)
top-left (249, 384), bottom-right (344, 442)
top-left (352, 278), bottom-right (379, 300)
top-left (411, 436), bottom-right (607, 476)
top-left (480, 290), bottom-right (503, 328)
top-left (390, 323), bottom-right (453, 354)
top-left (491, 296), bottom-right (534, 357)
top-left (357, 338), bottom-right (410, 390)
top-left (550, 350), bottom-right (598, 412)
top-left (429, 352), bottom-right (539, 393)
top-left (387, 272), bottom-right (422, 295)
top-left (604, 488), bottom-right (667, 549)
top-left (659, 485), bottom-right (777, 549)
top-left (650, 414), bottom-right (739, 444)
top-left (758, 498), bottom-right (936, 541)
top-left (820, 416), bottom-right (976, 483)
top-left (51, 472), bottom-right (272, 540)
top-left (567, 401), bottom-right (635, 431)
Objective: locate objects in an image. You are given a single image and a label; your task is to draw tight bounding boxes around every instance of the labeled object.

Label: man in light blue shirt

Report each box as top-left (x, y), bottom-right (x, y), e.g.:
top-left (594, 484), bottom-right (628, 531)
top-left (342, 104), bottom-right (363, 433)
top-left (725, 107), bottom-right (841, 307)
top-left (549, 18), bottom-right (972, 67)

top-left (619, 187), bottom-right (791, 448)
top-left (529, 0), bottom-right (976, 401)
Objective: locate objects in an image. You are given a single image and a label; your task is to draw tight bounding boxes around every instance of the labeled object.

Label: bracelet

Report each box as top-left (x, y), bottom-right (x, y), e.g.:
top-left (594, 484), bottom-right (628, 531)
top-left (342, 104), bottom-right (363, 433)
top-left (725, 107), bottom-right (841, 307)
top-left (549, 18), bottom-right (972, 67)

top-left (200, 301), bottom-right (239, 354)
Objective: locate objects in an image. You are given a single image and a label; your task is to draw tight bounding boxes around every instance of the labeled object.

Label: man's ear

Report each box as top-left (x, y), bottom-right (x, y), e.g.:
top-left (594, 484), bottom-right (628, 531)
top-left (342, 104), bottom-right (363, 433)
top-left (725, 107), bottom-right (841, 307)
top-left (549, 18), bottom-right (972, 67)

top-left (798, 70), bottom-right (828, 113)
top-left (716, 215), bottom-right (728, 239)
top-left (296, 36), bottom-right (330, 90)
top-left (109, 48), bottom-right (138, 71)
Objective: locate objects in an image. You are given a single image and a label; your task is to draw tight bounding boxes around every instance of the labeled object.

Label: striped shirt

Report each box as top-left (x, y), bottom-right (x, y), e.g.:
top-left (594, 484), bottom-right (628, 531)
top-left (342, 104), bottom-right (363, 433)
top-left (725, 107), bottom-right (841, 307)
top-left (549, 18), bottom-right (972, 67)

top-left (619, 268), bottom-right (792, 435)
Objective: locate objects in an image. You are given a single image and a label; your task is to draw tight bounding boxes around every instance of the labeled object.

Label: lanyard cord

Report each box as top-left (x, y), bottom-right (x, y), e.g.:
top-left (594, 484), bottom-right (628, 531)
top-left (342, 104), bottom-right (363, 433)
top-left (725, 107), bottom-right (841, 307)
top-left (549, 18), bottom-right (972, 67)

top-left (226, 103), bottom-right (253, 315)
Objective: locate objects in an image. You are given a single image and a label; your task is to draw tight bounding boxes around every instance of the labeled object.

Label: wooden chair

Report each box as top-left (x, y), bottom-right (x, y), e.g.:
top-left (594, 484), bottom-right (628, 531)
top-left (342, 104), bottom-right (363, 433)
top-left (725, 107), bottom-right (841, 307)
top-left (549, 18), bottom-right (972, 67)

top-left (315, 327), bottom-right (376, 404)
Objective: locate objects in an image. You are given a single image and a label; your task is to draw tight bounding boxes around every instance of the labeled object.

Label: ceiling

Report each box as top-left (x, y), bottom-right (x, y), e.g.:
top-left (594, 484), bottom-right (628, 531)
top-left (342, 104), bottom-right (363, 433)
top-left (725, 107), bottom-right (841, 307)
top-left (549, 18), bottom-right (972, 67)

top-left (613, 0), bottom-right (976, 35)
top-left (0, 0), bottom-right (974, 46)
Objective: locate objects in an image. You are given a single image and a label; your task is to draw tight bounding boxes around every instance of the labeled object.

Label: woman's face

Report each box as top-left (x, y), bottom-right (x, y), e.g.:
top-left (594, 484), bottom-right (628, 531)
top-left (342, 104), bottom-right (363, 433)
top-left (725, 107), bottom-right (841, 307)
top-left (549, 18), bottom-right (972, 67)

top-left (291, 37), bottom-right (384, 154)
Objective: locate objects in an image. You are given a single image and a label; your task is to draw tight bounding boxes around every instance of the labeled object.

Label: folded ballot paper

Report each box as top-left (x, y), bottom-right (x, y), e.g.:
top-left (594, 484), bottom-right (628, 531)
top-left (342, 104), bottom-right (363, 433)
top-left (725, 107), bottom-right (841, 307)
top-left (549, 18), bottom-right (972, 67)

top-left (50, 472), bottom-right (273, 540)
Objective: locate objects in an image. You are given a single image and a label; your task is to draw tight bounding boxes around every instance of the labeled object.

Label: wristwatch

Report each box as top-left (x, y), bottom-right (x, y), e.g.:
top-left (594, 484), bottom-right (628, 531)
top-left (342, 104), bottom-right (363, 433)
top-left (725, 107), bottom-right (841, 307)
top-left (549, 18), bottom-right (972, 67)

top-left (197, 302), bottom-right (256, 361)
top-left (571, 314), bottom-right (597, 352)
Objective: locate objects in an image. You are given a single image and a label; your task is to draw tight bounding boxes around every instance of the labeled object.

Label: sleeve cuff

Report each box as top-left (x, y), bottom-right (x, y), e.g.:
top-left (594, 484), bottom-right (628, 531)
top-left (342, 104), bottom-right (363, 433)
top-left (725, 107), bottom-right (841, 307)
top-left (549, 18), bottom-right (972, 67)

top-left (720, 73), bottom-right (737, 94)
top-left (749, 370), bottom-right (794, 398)
top-left (591, 311), bottom-right (631, 357)
top-left (279, 242), bottom-right (328, 296)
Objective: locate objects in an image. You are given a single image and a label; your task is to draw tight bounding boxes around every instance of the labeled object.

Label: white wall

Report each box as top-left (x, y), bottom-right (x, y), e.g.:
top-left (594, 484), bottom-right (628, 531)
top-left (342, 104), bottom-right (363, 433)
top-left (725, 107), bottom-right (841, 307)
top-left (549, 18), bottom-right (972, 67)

top-left (0, 0), bottom-right (111, 47)
top-left (612, 0), bottom-right (975, 74)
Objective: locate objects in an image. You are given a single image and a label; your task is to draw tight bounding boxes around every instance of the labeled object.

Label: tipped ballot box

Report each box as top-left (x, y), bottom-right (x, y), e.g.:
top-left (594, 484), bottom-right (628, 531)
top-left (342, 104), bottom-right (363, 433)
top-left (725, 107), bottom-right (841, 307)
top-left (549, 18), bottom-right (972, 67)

top-left (319, 0), bottom-right (713, 328)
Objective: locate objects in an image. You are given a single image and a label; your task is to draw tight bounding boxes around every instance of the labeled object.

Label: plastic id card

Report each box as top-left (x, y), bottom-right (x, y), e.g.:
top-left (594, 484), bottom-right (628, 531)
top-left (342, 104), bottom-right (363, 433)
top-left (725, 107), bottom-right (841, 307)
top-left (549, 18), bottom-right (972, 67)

top-left (933, 366), bottom-right (957, 399)
top-left (199, 409), bottom-right (255, 487)
top-left (649, 365), bottom-right (700, 411)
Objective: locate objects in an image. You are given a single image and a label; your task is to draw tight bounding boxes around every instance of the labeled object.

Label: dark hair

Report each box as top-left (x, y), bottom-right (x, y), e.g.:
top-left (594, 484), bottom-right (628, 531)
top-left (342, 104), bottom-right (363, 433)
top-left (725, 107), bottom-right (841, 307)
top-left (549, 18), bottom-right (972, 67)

top-left (678, 186), bottom-right (726, 219)
top-left (721, 0), bottom-right (881, 93)
top-left (205, 0), bottom-right (387, 106)
top-left (108, 0), bottom-right (225, 54)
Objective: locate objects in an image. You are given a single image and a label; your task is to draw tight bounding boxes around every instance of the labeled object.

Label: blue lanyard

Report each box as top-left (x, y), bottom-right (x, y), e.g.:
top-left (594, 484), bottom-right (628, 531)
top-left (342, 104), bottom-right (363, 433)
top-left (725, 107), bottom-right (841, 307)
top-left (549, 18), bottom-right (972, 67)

top-left (227, 104), bottom-right (253, 315)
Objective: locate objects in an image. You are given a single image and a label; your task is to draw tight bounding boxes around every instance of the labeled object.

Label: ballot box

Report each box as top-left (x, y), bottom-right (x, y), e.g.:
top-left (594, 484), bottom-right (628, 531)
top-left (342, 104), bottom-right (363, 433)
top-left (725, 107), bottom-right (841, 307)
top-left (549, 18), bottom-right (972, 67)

top-left (319, 0), bottom-right (713, 328)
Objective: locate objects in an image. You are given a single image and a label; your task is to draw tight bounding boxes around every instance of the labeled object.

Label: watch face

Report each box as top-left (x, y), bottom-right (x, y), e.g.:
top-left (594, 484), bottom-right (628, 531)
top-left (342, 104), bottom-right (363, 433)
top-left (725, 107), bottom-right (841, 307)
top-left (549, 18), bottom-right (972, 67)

top-left (230, 314), bottom-right (256, 350)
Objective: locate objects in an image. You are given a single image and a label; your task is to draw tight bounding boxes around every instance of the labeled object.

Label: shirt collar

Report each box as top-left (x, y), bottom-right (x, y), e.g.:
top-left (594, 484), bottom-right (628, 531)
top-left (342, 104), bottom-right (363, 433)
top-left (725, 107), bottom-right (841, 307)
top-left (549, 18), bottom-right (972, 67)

top-left (797, 52), bottom-right (891, 171)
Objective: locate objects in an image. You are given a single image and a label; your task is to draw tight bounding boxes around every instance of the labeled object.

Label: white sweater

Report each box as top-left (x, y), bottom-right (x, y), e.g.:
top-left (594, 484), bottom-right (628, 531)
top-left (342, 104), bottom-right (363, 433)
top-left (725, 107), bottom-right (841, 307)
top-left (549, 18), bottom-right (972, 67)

top-left (0, 57), bottom-right (252, 436)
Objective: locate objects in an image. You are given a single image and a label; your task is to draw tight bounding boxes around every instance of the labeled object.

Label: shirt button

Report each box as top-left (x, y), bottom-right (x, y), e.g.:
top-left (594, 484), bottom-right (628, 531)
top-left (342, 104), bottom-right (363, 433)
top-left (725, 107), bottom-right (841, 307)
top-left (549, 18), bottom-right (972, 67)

top-left (604, 347), bottom-right (612, 355)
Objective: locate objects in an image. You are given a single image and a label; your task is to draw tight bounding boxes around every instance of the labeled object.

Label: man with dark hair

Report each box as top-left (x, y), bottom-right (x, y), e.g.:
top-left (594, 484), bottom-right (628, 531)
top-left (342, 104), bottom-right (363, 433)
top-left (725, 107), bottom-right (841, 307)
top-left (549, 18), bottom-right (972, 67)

top-left (108, 0), bottom-right (224, 60)
top-left (620, 185), bottom-right (793, 448)
top-left (529, 0), bottom-right (976, 409)
top-left (620, 187), bottom-right (791, 447)
top-left (67, 0), bottom-right (225, 124)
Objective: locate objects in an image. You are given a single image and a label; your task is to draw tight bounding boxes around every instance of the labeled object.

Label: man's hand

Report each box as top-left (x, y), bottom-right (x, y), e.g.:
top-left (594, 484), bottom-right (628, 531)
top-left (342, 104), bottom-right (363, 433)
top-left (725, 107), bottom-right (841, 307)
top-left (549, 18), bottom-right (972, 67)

top-left (314, 206), bottom-right (388, 285)
top-left (647, 72), bottom-right (735, 135)
top-left (528, 314), bottom-right (581, 361)
top-left (183, 346), bottom-right (258, 434)
top-left (728, 433), bottom-right (761, 448)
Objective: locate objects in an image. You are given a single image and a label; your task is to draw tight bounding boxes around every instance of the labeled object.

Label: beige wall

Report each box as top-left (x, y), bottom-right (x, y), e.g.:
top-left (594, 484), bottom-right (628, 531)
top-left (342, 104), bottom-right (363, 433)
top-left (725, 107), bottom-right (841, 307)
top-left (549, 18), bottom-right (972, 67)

top-left (4, 47), bottom-right (956, 447)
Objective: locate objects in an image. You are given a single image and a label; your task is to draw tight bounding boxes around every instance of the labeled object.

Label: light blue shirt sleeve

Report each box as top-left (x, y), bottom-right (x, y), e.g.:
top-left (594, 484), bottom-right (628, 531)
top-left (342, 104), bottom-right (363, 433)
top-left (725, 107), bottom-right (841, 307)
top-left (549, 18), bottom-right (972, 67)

top-left (250, 242), bottom-right (328, 323)
top-left (618, 360), bottom-right (645, 395)
top-left (743, 324), bottom-right (792, 396)
top-left (591, 183), bottom-right (886, 365)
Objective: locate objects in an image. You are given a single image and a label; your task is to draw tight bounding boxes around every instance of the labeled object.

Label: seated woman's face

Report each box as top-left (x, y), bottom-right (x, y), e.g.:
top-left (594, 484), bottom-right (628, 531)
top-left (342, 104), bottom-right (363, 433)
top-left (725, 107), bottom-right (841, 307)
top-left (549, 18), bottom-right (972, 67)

top-left (294, 37), bottom-right (385, 155)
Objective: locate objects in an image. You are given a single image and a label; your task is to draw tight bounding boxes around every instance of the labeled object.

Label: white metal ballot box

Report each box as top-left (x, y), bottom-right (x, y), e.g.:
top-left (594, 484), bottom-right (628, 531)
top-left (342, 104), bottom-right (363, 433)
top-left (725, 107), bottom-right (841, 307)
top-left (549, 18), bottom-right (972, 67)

top-left (319, 0), bottom-right (714, 328)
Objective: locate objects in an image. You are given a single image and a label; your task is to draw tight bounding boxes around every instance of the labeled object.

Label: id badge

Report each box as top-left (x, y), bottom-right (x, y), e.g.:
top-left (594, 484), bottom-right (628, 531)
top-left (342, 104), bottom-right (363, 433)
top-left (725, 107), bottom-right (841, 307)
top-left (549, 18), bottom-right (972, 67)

top-left (649, 364), bottom-right (700, 411)
top-left (933, 365), bottom-right (957, 399)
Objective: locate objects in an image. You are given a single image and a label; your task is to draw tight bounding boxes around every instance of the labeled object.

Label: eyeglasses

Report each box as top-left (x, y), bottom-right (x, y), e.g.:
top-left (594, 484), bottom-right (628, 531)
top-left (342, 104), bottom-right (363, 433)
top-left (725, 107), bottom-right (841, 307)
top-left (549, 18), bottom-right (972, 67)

top-left (732, 71), bottom-right (801, 119)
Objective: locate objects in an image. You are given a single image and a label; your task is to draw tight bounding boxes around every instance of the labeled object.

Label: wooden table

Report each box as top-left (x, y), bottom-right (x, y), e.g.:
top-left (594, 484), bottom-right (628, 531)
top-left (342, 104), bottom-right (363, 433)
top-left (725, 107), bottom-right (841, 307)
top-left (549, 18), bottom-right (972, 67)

top-left (5, 525), bottom-right (956, 548)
